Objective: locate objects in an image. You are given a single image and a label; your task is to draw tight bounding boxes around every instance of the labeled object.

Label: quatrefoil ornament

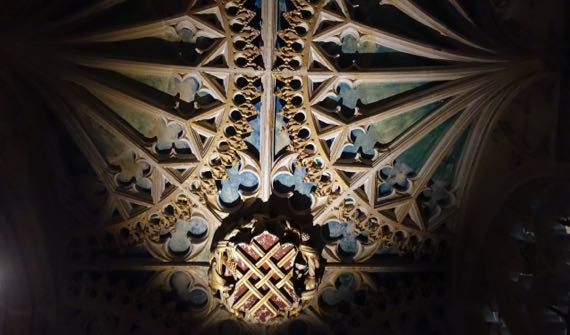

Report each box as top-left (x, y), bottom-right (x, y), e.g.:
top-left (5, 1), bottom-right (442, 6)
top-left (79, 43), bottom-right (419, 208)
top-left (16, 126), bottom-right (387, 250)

top-left (209, 215), bottom-right (322, 324)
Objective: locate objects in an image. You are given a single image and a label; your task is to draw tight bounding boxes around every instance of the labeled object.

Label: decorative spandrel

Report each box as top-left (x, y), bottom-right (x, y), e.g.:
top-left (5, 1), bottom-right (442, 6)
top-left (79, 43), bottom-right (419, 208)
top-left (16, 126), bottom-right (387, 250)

top-left (57, 0), bottom-right (547, 332)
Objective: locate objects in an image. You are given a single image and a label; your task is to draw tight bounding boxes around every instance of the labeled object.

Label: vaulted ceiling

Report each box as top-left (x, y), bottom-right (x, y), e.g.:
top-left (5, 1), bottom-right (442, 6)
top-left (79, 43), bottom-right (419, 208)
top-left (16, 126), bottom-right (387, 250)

top-left (0, 0), bottom-right (566, 334)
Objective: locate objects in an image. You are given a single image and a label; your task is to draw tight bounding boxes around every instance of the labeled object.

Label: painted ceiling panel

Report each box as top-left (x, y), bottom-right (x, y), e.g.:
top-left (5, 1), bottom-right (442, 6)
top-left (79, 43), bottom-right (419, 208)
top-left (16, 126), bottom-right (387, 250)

top-left (431, 126), bottom-right (471, 185)
top-left (117, 71), bottom-right (202, 103)
top-left (78, 112), bottom-right (129, 163)
top-left (395, 113), bottom-right (458, 174)
top-left (371, 100), bottom-right (445, 145)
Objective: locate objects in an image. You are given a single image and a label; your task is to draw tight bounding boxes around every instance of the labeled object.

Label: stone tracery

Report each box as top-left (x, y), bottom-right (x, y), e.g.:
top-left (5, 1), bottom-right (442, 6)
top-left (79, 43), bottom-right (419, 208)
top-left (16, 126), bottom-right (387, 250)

top-left (53, 0), bottom-right (550, 332)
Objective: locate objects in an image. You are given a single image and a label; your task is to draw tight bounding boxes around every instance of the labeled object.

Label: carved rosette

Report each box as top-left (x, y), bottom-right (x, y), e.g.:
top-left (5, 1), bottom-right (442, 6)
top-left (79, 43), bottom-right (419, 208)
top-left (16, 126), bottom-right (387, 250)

top-left (209, 215), bottom-right (322, 324)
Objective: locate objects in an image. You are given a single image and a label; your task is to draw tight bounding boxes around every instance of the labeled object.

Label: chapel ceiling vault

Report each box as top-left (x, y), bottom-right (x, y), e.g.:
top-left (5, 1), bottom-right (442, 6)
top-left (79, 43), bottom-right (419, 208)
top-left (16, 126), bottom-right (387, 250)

top-left (49, 0), bottom-right (550, 333)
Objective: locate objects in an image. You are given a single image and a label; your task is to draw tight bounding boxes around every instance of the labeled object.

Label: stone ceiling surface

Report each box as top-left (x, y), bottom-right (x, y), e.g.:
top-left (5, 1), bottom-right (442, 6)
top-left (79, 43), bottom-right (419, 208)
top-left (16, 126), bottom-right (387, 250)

top-left (0, 0), bottom-right (563, 334)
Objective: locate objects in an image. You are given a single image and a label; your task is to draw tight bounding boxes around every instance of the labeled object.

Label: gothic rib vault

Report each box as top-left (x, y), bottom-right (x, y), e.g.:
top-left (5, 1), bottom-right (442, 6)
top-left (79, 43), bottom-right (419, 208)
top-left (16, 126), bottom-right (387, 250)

top-left (49, 0), bottom-right (549, 333)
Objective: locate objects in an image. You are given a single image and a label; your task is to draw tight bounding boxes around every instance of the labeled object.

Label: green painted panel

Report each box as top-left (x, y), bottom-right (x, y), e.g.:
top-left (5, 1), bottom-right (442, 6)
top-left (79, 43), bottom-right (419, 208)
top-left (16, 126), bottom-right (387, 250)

top-left (93, 92), bottom-right (159, 138)
top-left (118, 72), bottom-right (199, 102)
top-left (431, 127), bottom-right (471, 184)
top-left (341, 34), bottom-right (397, 54)
top-left (79, 114), bottom-right (126, 162)
top-left (336, 81), bottom-right (426, 109)
top-left (395, 114), bottom-right (457, 173)
top-left (370, 100), bottom-right (444, 145)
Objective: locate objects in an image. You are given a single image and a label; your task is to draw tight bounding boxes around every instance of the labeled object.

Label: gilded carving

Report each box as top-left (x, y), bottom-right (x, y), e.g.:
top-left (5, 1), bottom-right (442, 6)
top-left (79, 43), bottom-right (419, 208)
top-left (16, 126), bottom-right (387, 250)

top-left (209, 215), bottom-right (322, 323)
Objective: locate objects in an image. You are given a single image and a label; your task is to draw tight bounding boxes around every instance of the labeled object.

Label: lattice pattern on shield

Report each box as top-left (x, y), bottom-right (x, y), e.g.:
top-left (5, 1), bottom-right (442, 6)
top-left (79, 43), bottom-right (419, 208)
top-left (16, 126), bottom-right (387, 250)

top-left (229, 231), bottom-right (300, 323)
